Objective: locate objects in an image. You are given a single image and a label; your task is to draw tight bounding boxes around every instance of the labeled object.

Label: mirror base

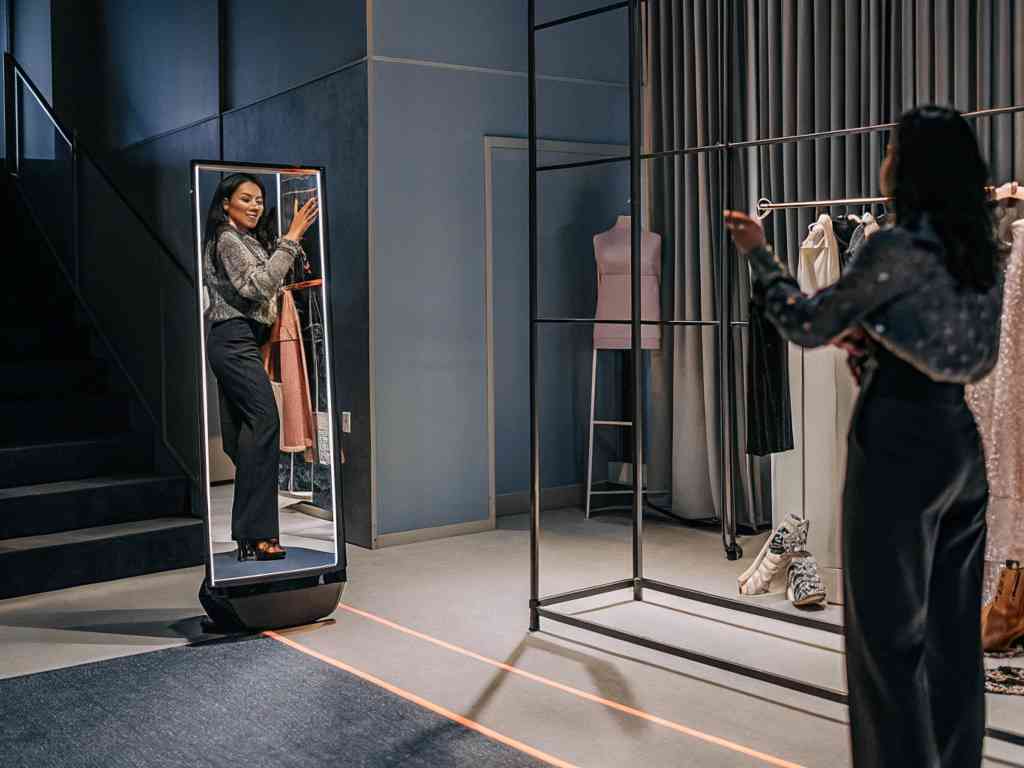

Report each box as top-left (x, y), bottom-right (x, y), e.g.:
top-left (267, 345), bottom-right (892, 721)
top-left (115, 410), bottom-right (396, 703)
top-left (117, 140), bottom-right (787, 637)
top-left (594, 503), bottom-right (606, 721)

top-left (198, 573), bottom-right (345, 632)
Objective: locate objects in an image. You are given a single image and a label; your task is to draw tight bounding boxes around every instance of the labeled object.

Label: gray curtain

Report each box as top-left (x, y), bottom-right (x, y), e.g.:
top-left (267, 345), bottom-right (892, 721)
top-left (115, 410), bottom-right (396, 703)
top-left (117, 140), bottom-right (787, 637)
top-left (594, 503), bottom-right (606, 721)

top-left (648, 0), bottom-right (1024, 532)
top-left (647, 0), bottom-right (765, 529)
top-left (751, 0), bottom-right (1024, 277)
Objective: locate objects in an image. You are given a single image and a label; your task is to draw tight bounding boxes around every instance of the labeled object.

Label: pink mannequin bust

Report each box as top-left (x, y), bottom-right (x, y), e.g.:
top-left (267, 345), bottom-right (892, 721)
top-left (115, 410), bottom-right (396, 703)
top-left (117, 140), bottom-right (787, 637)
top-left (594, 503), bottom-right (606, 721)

top-left (593, 216), bottom-right (662, 350)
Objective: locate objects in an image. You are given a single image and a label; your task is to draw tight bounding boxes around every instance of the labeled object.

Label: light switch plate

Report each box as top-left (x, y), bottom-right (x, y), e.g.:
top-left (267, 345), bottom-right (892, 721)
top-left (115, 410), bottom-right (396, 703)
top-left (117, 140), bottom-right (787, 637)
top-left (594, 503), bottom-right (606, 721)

top-left (341, 411), bottom-right (352, 433)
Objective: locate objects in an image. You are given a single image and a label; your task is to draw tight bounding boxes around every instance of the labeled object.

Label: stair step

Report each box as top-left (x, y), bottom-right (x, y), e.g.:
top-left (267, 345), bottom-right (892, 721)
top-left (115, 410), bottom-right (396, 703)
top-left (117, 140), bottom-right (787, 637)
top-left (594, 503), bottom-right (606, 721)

top-left (0, 290), bottom-right (77, 319)
top-left (0, 395), bottom-right (133, 445)
top-left (0, 359), bottom-right (110, 398)
top-left (0, 474), bottom-right (188, 539)
top-left (0, 517), bottom-right (204, 600)
top-left (0, 434), bottom-right (152, 489)
top-left (0, 324), bottom-right (92, 359)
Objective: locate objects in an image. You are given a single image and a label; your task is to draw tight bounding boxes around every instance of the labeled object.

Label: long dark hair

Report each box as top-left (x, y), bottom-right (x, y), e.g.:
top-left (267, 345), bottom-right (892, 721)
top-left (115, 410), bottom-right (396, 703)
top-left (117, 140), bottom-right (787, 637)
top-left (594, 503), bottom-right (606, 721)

top-left (202, 173), bottom-right (277, 253)
top-left (888, 105), bottom-right (999, 290)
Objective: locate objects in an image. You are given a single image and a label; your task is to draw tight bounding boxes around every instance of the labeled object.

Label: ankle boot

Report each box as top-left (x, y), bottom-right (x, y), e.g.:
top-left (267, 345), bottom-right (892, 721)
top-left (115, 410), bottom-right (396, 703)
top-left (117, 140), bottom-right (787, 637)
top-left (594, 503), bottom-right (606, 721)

top-left (982, 560), bottom-right (1024, 652)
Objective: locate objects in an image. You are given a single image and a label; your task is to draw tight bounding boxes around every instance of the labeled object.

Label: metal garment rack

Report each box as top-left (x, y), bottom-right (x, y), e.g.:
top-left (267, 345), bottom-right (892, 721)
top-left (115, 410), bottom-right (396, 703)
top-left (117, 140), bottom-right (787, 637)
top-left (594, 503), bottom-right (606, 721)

top-left (527, 0), bottom-right (1024, 746)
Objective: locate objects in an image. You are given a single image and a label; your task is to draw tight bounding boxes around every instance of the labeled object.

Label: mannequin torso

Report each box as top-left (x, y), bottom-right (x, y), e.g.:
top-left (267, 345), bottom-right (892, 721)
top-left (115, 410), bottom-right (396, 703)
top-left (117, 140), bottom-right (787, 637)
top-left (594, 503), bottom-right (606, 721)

top-left (593, 216), bottom-right (662, 349)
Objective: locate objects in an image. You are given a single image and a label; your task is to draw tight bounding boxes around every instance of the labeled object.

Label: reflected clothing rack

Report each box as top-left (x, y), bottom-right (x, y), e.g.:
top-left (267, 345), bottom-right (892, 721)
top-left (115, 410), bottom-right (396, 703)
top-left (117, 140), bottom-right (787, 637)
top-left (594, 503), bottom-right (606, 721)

top-left (526, 0), bottom-right (1024, 743)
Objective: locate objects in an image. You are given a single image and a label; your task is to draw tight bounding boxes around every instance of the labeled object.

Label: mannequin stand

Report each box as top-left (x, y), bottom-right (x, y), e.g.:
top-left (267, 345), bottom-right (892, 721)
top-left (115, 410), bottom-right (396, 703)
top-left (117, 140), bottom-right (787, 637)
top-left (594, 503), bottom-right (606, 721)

top-left (585, 348), bottom-right (689, 525)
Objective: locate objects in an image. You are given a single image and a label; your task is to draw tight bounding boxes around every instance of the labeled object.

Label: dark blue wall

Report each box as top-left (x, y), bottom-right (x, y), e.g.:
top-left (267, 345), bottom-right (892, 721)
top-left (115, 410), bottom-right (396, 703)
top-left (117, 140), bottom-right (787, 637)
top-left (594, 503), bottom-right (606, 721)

top-left (222, 0), bottom-right (366, 110)
top-left (369, 0), bottom-right (629, 536)
top-left (52, 0), bottom-right (219, 152)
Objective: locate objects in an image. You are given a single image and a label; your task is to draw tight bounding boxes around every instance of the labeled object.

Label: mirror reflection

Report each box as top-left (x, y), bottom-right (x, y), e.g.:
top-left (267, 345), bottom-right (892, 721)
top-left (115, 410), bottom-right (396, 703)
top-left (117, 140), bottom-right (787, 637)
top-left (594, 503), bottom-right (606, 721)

top-left (193, 162), bottom-right (340, 585)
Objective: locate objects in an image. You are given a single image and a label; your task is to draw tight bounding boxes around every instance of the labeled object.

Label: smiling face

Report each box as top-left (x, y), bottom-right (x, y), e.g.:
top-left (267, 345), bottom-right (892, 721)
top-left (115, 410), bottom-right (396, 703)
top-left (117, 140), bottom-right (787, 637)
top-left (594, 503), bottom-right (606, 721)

top-left (222, 181), bottom-right (264, 232)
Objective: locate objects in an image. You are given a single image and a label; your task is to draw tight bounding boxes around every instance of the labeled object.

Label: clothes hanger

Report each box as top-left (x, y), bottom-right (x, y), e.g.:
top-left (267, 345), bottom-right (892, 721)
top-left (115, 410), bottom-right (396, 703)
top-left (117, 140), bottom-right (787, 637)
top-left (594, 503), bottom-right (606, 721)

top-left (993, 181), bottom-right (1024, 202)
top-left (283, 278), bottom-right (322, 292)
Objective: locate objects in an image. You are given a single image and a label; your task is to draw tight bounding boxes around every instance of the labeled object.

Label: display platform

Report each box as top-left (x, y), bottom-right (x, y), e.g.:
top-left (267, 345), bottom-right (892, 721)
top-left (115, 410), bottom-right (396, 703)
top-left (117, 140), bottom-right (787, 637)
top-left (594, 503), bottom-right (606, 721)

top-left (212, 546), bottom-right (336, 581)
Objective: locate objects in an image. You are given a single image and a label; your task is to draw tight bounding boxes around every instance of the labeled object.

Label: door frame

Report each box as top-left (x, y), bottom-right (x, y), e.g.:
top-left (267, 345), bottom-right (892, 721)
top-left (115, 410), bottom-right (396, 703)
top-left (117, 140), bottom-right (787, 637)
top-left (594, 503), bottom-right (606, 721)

top-left (483, 136), bottom-right (628, 519)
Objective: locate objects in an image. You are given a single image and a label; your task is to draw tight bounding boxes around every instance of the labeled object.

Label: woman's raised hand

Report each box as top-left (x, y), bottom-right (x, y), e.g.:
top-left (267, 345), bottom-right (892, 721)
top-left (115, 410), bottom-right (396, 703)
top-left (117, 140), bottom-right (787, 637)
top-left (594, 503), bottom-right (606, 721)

top-left (723, 210), bottom-right (766, 255)
top-left (285, 197), bottom-right (319, 242)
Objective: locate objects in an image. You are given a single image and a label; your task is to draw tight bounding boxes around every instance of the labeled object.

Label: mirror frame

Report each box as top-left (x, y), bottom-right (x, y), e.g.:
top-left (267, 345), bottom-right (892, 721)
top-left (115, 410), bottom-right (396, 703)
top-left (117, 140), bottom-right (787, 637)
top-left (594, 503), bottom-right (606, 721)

top-left (190, 159), bottom-right (344, 587)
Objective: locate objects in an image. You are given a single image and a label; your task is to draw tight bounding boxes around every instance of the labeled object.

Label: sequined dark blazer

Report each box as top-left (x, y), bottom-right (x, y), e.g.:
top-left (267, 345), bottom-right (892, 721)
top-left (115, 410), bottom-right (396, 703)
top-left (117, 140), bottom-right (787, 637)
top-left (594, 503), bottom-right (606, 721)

top-left (747, 216), bottom-right (1004, 384)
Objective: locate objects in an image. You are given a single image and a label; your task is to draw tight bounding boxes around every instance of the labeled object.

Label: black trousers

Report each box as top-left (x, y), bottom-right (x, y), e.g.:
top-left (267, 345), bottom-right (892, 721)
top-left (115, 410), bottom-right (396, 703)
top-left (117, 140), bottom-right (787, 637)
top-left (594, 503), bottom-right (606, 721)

top-left (207, 318), bottom-right (281, 542)
top-left (843, 348), bottom-right (987, 768)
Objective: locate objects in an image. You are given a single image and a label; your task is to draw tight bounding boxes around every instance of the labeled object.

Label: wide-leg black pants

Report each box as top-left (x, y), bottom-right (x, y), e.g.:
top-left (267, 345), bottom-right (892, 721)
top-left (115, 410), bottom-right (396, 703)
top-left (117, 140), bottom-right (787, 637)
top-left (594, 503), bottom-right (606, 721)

top-left (207, 318), bottom-right (281, 542)
top-left (843, 350), bottom-right (988, 768)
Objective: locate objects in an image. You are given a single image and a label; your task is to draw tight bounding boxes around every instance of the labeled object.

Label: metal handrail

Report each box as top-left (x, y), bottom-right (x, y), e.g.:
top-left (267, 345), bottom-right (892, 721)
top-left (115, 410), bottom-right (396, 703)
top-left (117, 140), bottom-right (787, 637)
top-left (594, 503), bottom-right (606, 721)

top-left (4, 53), bottom-right (194, 286)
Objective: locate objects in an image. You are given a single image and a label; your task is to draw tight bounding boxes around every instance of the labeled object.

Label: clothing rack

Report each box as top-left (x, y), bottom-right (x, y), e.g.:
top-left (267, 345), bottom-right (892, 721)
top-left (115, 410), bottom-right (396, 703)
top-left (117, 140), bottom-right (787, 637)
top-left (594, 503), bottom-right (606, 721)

top-left (756, 195), bottom-right (889, 217)
top-left (527, 0), bottom-right (1024, 746)
top-left (756, 183), bottom-right (1017, 216)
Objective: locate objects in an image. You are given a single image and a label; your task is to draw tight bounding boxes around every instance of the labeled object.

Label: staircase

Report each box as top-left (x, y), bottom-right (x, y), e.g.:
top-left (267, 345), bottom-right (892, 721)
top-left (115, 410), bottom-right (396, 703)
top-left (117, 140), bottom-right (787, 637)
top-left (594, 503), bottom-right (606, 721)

top-left (0, 175), bottom-right (203, 600)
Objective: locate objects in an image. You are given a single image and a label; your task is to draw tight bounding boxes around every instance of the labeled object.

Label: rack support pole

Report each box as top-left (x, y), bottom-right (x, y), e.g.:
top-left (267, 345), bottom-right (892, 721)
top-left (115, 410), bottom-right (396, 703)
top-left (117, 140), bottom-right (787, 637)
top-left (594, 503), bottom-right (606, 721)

top-left (527, 0), bottom-right (541, 632)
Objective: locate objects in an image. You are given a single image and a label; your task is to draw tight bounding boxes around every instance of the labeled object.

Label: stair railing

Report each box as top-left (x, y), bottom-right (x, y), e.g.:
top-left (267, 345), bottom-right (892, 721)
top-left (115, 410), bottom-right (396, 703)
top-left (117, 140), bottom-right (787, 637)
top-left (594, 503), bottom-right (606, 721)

top-left (4, 52), bottom-right (200, 487)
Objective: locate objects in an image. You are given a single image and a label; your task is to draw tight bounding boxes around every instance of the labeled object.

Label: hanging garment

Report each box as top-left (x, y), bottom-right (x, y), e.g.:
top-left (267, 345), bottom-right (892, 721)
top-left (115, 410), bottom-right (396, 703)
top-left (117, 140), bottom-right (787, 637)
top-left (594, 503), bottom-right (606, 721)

top-left (967, 216), bottom-right (1024, 604)
top-left (770, 214), bottom-right (856, 604)
top-left (262, 289), bottom-right (316, 462)
top-left (746, 281), bottom-right (793, 456)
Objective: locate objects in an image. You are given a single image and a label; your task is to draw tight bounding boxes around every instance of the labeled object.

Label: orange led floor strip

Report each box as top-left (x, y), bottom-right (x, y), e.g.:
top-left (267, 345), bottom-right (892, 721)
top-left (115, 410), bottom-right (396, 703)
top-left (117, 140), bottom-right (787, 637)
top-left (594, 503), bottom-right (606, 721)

top-left (264, 629), bottom-right (579, 768)
top-left (331, 604), bottom-right (808, 768)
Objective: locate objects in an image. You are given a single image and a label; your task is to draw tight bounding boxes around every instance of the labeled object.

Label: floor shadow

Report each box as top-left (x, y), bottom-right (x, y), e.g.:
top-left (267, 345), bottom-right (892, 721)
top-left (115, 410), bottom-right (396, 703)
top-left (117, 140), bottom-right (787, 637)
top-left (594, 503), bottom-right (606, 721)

top-left (462, 634), bottom-right (648, 737)
top-left (0, 609), bottom-right (214, 643)
top-left (536, 628), bottom-right (849, 727)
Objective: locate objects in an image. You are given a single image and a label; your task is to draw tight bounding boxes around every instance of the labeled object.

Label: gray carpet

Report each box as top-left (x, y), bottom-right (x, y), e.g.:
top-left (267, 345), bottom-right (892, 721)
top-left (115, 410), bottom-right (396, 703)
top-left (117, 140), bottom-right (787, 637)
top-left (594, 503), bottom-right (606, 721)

top-left (0, 636), bottom-right (550, 768)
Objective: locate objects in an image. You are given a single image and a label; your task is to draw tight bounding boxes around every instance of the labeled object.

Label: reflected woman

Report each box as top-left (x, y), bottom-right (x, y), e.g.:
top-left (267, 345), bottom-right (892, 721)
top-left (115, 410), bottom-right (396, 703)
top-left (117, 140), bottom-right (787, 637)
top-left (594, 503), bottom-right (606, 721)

top-left (202, 173), bottom-right (318, 561)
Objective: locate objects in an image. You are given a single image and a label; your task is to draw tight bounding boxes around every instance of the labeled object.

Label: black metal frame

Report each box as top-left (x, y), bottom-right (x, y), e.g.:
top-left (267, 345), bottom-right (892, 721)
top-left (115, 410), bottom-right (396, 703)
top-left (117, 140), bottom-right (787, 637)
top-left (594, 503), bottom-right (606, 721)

top-left (526, 0), bottom-right (1024, 747)
top-left (189, 158), bottom-right (346, 589)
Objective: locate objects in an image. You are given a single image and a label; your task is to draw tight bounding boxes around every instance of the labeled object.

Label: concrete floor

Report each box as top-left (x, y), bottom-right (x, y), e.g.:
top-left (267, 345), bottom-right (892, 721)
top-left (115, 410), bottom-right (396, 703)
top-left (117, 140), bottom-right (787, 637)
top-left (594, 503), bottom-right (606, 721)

top-left (0, 506), bottom-right (1021, 767)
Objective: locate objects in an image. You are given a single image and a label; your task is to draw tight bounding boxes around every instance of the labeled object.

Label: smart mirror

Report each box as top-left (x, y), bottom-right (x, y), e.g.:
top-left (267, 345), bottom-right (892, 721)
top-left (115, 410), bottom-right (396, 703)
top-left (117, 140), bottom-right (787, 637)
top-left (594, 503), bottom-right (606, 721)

top-left (191, 161), bottom-right (342, 587)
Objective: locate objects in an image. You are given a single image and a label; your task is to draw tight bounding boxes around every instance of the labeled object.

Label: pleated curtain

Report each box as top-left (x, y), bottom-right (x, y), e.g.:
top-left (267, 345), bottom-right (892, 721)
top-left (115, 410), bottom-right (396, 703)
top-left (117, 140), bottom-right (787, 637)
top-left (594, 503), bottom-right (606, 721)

top-left (647, 0), bottom-right (1024, 531)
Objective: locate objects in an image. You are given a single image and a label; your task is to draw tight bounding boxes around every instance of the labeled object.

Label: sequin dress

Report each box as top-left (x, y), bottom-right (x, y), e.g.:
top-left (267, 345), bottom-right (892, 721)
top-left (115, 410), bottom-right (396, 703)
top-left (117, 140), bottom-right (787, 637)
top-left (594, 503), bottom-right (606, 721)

top-left (967, 216), bottom-right (1024, 604)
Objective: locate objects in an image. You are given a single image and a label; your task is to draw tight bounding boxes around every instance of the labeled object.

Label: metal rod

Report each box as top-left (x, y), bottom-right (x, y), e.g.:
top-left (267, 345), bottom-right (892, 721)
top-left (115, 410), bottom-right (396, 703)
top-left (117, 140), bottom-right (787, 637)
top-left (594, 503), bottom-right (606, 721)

top-left (538, 154), bottom-right (630, 172)
top-left (537, 608), bottom-right (849, 704)
top-left (535, 317), bottom-right (718, 326)
top-left (527, 0), bottom-right (541, 633)
top-left (534, 0), bottom-right (628, 31)
top-left (71, 130), bottom-right (79, 287)
top-left (986, 728), bottom-right (1024, 748)
top-left (10, 66), bottom-right (71, 147)
top-left (3, 53), bottom-right (15, 175)
top-left (538, 579), bottom-right (635, 608)
top-left (537, 103), bottom-right (1024, 174)
top-left (732, 102), bottom-right (1024, 151)
top-left (757, 194), bottom-right (890, 214)
top-left (717, 0), bottom-right (737, 562)
top-left (628, 0), bottom-right (643, 603)
top-left (642, 579), bottom-right (842, 634)
top-left (537, 144), bottom-right (725, 173)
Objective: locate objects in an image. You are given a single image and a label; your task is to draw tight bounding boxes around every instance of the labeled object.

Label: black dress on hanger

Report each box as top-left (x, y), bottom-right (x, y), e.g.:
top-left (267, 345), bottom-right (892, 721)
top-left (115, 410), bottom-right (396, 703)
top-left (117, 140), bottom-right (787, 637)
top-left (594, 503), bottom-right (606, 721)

top-left (746, 282), bottom-right (793, 456)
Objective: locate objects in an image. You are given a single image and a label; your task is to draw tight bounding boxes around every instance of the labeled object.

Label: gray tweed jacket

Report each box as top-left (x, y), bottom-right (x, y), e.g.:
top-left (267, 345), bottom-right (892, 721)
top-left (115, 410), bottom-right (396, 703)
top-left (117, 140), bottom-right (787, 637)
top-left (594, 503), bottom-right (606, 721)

top-left (203, 225), bottom-right (303, 326)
